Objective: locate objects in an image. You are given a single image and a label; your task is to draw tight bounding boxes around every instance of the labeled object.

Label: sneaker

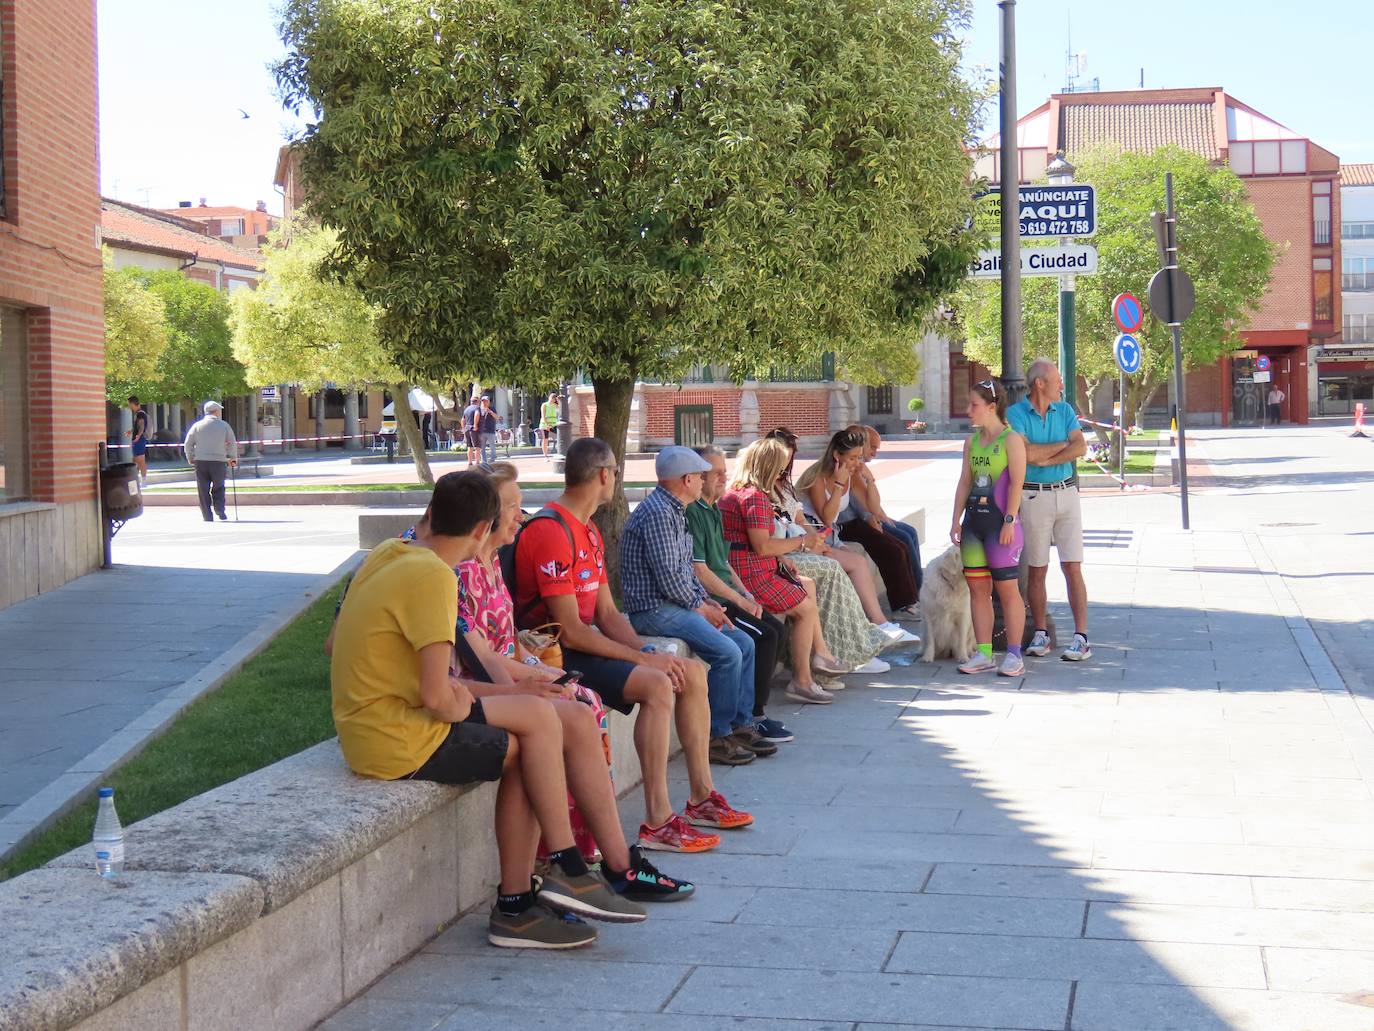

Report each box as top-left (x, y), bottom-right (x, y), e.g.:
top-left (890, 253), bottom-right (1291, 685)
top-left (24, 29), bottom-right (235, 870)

top-left (785, 680), bottom-right (834, 704)
top-left (815, 675), bottom-right (846, 691)
top-left (638, 813), bottom-right (721, 853)
top-left (730, 727), bottom-right (779, 757)
top-left (538, 866), bottom-right (648, 923)
top-left (754, 717), bottom-right (794, 743)
top-left (893, 603), bottom-right (921, 622)
top-left (685, 790), bottom-right (755, 830)
top-left (709, 736), bottom-right (756, 765)
top-left (488, 902), bottom-right (597, 949)
top-left (609, 845), bottom-right (695, 903)
top-left (877, 622), bottom-right (920, 644)
top-left (851, 657), bottom-right (891, 674)
top-left (812, 654), bottom-right (851, 676)
top-left (958, 653), bottom-right (997, 675)
top-left (1025, 629), bottom-right (1051, 657)
top-left (1062, 634), bottom-right (1092, 662)
top-left (998, 653), bottom-right (1025, 677)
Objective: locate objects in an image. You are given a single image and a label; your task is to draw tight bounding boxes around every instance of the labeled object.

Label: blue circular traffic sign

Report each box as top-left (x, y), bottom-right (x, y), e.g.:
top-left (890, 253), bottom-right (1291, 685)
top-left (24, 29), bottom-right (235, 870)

top-left (1114, 333), bottom-right (1143, 375)
top-left (1256, 355), bottom-right (1271, 372)
top-left (1112, 293), bottom-right (1144, 334)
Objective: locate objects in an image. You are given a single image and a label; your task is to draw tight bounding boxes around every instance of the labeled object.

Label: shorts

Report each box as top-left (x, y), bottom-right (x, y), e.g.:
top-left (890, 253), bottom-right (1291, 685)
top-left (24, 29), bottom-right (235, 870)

top-left (464, 430), bottom-right (480, 449)
top-left (561, 647), bottom-right (638, 715)
top-left (960, 508), bottom-right (1023, 581)
top-left (1020, 485), bottom-right (1084, 565)
top-left (131, 438), bottom-right (148, 457)
top-left (405, 699), bottom-right (509, 784)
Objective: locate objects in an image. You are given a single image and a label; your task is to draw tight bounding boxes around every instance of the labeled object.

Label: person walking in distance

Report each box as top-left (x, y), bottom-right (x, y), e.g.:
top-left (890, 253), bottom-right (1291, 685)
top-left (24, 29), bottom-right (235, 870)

top-left (183, 400), bottom-right (238, 523)
top-left (949, 379), bottom-right (1027, 676)
top-left (478, 396), bottom-right (499, 469)
top-left (1007, 359), bottom-right (1091, 661)
top-left (462, 394), bottom-right (481, 468)
top-left (124, 396), bottom-right (150, 485)
top-left (539, 391), bottom-right (560, 458)
top-left (1267, 384), bottom-right (1285, 426)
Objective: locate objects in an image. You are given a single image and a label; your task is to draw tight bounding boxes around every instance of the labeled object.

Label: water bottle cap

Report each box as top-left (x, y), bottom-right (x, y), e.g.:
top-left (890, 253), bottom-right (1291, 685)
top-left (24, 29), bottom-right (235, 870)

top-left (98, 787), bottom-right (114, 798)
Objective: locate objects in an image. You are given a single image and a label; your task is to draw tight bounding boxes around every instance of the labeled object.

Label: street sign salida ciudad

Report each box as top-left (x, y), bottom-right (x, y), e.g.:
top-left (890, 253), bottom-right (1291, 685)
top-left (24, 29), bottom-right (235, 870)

top-left (975, 184), bottom-right (1096, 239)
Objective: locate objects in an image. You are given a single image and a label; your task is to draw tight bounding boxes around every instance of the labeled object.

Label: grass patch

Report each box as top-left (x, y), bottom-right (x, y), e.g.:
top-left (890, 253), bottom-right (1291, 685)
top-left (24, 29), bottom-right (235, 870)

top-left (0, 582), bottom-right (345, 882)
top-left (149, 481), bottom-right (657, 494)
top-left (1077, 451), bottom-right (1157, 475)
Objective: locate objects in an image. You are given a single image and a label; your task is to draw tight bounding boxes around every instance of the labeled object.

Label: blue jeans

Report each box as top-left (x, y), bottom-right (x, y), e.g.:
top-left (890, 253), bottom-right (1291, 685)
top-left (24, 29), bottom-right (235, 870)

top-left (883, 519), bottom-right (923, 593)
top-left (480, 432), bottom-right (497, 466)
top-left (629, 604), bottom-right (755, 739)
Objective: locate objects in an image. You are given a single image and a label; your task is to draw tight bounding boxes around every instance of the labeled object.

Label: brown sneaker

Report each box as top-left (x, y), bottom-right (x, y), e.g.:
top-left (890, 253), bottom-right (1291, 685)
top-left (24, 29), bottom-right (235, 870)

top-left (730, 727), bottom-right (778, 757)
top-left (708, 736), bottom-right (755, 765)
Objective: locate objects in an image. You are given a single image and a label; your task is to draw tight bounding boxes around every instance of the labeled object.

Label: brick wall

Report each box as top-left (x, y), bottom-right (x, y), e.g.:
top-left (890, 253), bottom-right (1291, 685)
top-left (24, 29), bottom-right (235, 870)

top-left (0, 0), bottom-right (104, 507)
top-left (757, 389), bottom-right (829, 437)
top-left (1245, 177), bottom-right (1313, 331)
top-left (643, 388), bottom-right (743, 439)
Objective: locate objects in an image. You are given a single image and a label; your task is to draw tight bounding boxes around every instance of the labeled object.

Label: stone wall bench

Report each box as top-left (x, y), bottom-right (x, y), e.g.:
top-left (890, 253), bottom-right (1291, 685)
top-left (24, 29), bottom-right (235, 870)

top-left (0, 639), bottom-right (687, 1031)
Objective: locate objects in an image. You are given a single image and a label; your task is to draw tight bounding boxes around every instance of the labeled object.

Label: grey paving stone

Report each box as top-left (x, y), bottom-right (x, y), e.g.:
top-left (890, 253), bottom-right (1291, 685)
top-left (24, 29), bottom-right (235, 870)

top-left (1087, 900), bottom-right (1374, 949)
top-left (1252, 875), bottom-right (1374, 912)
top-left (735, 887), bottom-right (1084, 937)
top-left (365, 953), bottom-right (687, 1012)
top-left (924, 864), bottom-right (1254, 908)
top-left (790, 829), bottom-right (1092, 868)
top-left (1092, 838), bottom-right (1374, 880)
top-left (1262, 946), bottom-right (1374, 993)
top-left (433, 1008), bottom-right (854, 1031)
top-left (656, 852), bottom-right (933, 893)
top-left (319, 997), bottom-right (454, 1031)
top-left (666, 965), bottom-right (1070, 1029)
top-left (886, 930), bottom-right (1265, 988)
top-left (1071, 981), bottom-right (1374, 1031)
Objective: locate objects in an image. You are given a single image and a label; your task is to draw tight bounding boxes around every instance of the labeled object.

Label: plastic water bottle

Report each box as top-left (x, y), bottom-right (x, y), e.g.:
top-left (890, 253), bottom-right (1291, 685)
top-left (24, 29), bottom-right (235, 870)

top-left (92, 787), bottom-right (125, 880)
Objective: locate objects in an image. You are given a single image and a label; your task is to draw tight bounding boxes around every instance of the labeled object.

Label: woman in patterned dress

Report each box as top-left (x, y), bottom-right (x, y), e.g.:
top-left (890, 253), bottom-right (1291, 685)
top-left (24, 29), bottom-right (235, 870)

top-left (765, 429), bottom-right (889, 674)
top-left (719, 438), bottom-right (847, 704)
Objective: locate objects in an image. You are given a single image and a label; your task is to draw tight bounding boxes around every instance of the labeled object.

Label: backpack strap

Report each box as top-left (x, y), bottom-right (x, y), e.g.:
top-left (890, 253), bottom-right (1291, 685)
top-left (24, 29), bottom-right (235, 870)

top-left (511, 506), bottom-right (578, 629)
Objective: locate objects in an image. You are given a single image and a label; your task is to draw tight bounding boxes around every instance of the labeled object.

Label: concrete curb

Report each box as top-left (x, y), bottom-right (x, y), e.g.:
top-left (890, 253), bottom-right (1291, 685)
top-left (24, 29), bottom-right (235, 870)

top-left (0, 552), bottom-right (367, 863)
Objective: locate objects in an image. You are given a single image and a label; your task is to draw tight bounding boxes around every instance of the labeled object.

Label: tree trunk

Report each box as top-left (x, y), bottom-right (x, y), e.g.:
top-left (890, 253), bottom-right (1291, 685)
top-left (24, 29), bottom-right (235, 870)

top-left (314, 389), bottom-right (326, 451)
top-left (394, 382), bottom-right (434, 485)
top-left (589, 374), bottom-right (636, 598)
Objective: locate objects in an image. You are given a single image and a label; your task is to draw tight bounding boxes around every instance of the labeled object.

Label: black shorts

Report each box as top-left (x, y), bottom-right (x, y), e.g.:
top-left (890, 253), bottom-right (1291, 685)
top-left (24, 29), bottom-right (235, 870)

top-left (561, 648), bottom-right (638, 715)
top-left (405, 699), bottom-right (509, 784)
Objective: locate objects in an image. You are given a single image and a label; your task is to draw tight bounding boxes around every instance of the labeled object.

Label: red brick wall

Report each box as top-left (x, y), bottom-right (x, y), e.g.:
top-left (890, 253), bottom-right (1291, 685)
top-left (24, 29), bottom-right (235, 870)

top-left (1184, 363), bottom-right (1223, 415)
top-left (644, 388), bottom-right (743, 439)
top-left (1245, 177), bottom-right (1313, 332)
top-left (757, 390), bottom-right (829, 437)
top-left (0, 0), bottom-right (103, 505)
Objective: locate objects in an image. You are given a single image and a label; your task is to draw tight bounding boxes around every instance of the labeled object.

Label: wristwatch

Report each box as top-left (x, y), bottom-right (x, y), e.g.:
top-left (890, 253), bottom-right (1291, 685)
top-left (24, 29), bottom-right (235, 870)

top-left (1003, 514), bottom-right (1016, 524)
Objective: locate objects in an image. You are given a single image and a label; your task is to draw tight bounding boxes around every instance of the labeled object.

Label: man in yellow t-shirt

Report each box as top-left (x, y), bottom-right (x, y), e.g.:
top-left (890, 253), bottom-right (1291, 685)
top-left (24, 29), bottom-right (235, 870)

top-left (330, 470), bottom-right (644, 947)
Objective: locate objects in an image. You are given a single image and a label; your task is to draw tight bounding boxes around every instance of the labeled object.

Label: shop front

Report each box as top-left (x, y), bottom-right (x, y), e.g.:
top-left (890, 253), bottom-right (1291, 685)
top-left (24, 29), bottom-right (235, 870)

top-left (1315, 351), bottom-right (1374, 416)
top-left (1230, 337), bottom-right (1310, 425)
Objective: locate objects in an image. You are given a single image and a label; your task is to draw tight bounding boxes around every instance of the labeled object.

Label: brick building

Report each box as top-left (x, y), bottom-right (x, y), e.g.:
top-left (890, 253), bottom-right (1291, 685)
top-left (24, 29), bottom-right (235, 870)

top-left (1319, 163), bottom-right (1374, 415)
top-left (0, 0), bottom-right (105, 610)
top-left (157, 199), bottom-right (276, 249)
top-left (975, 87), bottom-right (1342, 425)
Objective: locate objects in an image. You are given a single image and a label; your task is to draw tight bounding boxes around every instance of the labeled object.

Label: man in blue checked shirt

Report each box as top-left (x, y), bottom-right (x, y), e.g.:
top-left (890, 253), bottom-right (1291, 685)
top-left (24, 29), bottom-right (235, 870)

top-left (621, 447), bottom-right (776, 766)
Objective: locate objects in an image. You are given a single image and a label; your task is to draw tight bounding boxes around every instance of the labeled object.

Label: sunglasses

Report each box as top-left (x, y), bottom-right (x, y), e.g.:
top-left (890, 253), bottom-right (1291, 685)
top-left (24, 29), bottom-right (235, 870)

top-left (977, 379), bottom-right (997, 390)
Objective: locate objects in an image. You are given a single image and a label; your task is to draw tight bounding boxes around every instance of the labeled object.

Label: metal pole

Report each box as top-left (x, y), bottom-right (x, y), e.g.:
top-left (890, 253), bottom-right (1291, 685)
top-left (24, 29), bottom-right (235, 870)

top-left (1164, 172), bottom-right (1191, 529)
top-left (1118, 371), bottom-right (1126, 490)
top-left (1048, 155), bottom-right (1077, 409)
top-left (998, 0), bottom-right (1025, 403)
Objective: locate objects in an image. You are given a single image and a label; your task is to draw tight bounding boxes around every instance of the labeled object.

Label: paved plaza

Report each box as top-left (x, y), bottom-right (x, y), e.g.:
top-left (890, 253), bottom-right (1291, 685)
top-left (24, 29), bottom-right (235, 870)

top-left (323, 424), bottom-right (1374, 1031)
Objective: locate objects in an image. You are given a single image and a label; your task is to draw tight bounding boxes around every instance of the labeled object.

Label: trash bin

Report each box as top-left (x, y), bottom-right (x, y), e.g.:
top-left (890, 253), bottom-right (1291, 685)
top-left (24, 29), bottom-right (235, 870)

top-left (100, 462), bottom-right (143, 521)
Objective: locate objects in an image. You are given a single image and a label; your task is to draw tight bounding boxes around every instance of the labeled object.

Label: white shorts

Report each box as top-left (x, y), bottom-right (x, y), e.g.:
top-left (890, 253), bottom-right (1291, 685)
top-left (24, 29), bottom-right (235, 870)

top-left (1020, 485), bottom-right (1084, 566)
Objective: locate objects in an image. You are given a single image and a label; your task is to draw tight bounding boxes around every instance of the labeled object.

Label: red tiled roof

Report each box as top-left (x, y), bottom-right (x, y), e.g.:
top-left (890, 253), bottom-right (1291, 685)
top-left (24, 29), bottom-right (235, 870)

top-left (101, 200), bottom-right (263, 269)
top-left (1343, 163), bottom-right (1374, 187)
top-left (157, 205), bottom-right (261, 219)
top-left (1061, 101), bottom-right (1219, 160)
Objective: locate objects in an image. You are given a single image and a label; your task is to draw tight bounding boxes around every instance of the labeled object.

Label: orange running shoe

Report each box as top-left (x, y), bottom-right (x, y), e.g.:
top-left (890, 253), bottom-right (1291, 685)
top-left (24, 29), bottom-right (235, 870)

top-left (685, 791), bottom-right (754, 830)
top-left (637, 813), bottom-right (720, 853)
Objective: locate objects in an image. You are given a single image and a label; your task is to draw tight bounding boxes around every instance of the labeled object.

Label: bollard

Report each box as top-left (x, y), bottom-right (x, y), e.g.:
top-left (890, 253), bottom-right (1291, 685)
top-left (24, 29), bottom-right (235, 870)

top-left (1353, 402), bottom-right (1367, 439)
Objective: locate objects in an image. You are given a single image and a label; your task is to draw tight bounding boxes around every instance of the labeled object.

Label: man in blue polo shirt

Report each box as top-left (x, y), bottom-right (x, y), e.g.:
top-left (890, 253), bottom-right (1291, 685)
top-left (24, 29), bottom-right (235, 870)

top-left (1006, 358), bottom-right (1091, 661)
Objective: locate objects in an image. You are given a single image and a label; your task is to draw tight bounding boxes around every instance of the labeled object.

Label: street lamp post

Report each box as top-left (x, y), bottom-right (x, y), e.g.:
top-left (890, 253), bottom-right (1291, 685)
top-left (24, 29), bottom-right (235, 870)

top-left (998, 0), bottom-right (1025, 403)
top-left (1047, 153), bottom-right (1077, 410)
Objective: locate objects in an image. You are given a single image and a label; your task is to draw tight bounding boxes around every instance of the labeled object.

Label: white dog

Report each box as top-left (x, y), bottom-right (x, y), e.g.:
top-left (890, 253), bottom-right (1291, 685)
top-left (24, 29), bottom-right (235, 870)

top-left (919, 546), bottom-right (976, 663)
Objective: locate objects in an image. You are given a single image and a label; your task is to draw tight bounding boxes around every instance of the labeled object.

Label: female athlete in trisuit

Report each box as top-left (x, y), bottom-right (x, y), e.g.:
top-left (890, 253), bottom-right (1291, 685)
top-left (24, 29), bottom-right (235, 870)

top-left (948, 378), bottom-right (1028, 676)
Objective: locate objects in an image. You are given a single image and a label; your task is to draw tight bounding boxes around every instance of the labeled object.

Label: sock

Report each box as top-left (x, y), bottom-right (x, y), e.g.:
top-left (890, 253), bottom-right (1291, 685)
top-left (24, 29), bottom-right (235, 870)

top-left (1036, 627), bottom-right (1048, 636)
top-left (978, 643), bottom-right (993, 660)
top-left (496, 889), bottom-right (535, 916)
top-left (547, 846), bottom-right (590, 878)
top-left (1008, 644), bottom-right (1023, 658)
top-left (1075, 632), bottom-right (1089, 644)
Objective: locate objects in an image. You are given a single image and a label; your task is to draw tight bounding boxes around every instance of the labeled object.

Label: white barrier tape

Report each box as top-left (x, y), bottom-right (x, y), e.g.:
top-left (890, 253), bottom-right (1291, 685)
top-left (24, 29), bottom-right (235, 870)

top-left (124, 432), bottom-right (381, 450)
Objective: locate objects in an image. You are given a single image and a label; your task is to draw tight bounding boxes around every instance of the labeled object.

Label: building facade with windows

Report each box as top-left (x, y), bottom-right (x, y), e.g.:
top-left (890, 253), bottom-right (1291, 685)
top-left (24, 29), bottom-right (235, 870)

top-left (156, 200), bottom-right (277, 249)
top-left (0, 0), bottom-right (105, 610)
top-left (1322, 164), bottom-right (1374, 415)
top-left (974, 87), bottom-right (1342, 426)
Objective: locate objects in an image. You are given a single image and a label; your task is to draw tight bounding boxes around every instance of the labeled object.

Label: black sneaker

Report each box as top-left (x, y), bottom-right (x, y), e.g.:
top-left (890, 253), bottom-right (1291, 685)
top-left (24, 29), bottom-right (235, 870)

top-left (488, 901), bottom-right (597, 949)
top-left (610, 845), bottom-right (695, 903)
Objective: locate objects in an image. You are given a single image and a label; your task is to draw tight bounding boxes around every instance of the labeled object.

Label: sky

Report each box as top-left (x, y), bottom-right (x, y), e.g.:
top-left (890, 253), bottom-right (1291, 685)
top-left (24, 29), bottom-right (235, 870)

top-left (97, 0), bottom-right (1374, 216)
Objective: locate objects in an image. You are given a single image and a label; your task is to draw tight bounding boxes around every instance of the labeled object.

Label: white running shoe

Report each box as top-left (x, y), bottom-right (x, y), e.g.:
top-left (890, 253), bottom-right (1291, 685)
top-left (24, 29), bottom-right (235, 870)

top-left (851, 657), bottom-right (891, 674)
top-left (878, 622), bottom-right (920, 644)
top-left (1062, 634), bottom-right (1092, 662)
top-left (1025, 629), bottom-right (1051, 657)
top-left (958, 653), bottom-right (997, 675)
top-left (998, 653), bottom-right (1025, 677)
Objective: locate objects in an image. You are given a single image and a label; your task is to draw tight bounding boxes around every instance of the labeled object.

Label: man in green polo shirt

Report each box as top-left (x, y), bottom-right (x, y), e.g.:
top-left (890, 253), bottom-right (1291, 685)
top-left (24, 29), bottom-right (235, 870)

top-left (1006, 358), bottom-right (1091, 662)
top-left (685, 445), bottom-right (793, 744)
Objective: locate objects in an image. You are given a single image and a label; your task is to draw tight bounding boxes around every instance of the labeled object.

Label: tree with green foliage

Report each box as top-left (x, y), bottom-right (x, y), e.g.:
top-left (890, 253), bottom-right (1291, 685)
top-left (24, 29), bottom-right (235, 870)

top-left (103, 252), bottom-right (169, 400)
top-left (107, 271), bottom-right (249, 407)
top-left (959, 147), bottom-right (1275, 431)
top-left (230, 219), bottom-right (433, 481)
top-left (275, 0), bottom-right (982, 547)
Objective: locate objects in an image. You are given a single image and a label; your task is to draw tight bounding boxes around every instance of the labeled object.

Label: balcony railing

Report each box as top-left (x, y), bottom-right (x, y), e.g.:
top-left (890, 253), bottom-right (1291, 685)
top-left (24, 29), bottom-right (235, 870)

top-left (1343, 273), bottom-right (1374, 291)
top-left (1343, 222), bottom-right (1374, 239)
top-left (1315, 297), bottom-right (1334, 322)
top-left (1315, 220), bottom-right (1331, 245)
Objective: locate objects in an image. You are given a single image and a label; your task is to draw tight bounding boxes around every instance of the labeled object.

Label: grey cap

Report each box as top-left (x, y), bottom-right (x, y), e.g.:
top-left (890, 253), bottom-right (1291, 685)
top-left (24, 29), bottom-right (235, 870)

top-left (655, 445), bottom-right (713, 481)
top-left (203, 400), bottom-right (223, 413)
